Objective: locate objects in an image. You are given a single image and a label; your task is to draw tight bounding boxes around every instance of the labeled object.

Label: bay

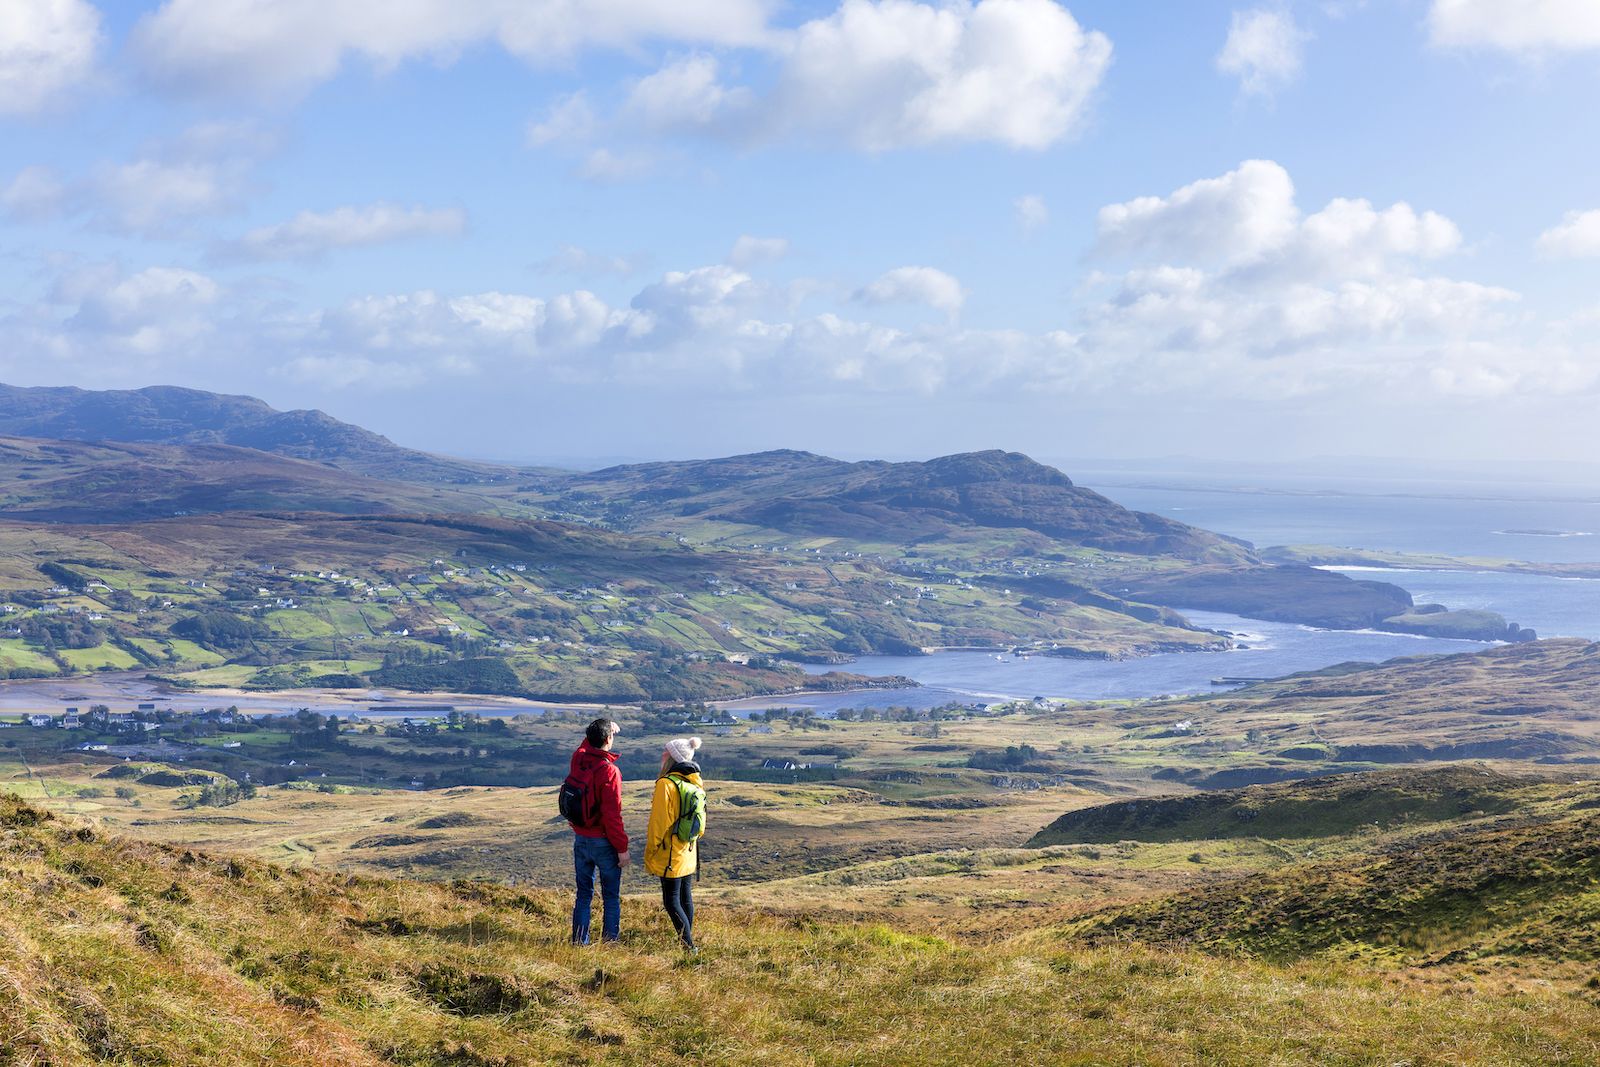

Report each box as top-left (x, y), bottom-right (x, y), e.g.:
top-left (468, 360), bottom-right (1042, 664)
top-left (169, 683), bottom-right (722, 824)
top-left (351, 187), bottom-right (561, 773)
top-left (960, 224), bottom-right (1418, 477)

top-left (1329, 568), bottom-right (1600, 640)
top-left (716, 609), bottom-right (1492, 714)
top-left (720, 474), bottom-right (1600, 715)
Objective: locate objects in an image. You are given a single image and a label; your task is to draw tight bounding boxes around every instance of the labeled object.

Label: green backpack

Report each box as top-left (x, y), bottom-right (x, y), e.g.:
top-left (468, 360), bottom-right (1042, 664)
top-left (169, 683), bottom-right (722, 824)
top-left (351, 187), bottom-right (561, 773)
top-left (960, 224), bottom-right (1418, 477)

top-left (663, 772), bottom-right (706, 844)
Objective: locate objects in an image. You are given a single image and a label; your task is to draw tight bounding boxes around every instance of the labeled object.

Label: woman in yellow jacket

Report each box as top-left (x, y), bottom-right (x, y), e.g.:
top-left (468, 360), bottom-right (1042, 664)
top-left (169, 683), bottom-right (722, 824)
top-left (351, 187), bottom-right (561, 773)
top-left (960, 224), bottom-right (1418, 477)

top-left (645, 736), bottom-right (704, 953)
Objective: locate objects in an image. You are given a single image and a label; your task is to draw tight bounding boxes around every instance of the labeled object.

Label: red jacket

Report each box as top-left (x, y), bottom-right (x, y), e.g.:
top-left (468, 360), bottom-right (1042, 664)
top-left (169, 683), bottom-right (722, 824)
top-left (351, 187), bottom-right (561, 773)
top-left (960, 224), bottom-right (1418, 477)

top-left (569, 740), bottom-right (628, 853)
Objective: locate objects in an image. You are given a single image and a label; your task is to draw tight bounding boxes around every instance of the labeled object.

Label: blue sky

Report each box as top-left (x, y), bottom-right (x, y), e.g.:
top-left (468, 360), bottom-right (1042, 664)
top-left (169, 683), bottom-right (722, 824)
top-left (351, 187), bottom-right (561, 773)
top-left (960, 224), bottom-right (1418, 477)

top-left (2, 0), bottom-right (1598, 467)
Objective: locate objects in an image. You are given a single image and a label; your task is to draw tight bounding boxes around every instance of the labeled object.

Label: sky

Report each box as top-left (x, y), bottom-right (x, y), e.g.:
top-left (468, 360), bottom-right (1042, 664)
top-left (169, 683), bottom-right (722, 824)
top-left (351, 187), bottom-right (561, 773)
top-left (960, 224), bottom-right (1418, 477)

top-left (1, 0), bottom-right (1599, 468)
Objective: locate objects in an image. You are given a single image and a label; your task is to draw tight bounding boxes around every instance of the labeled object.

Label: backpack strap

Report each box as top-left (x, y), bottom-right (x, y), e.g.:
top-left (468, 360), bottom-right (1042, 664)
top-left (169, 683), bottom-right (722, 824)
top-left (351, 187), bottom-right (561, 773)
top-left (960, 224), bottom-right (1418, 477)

top-left (657, 774), bottom-right (682, 855)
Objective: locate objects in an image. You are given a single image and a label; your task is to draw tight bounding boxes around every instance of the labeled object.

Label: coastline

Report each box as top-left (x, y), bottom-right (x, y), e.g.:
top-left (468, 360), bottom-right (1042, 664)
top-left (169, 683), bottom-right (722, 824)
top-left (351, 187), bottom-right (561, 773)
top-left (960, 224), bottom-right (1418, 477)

top-left (1266, 544), bottom-right (1600, 580)
top-left (0, 670), bottom-right (619, 719)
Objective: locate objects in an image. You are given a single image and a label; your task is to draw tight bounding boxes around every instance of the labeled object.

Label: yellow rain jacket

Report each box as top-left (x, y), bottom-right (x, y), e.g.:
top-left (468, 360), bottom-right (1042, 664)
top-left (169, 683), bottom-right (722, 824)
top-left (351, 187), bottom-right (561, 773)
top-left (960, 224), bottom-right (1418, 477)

top-left (644, 766), bottom-right (704, 878)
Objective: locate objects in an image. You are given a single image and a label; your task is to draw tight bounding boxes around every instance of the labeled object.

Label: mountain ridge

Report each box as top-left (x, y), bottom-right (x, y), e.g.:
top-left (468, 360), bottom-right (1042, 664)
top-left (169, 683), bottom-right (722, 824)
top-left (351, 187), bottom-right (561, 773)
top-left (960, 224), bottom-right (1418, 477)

top-left (539, 446), bottom-right (1254, 561)
top-left (0, 382), bottom-right (1252, 561)
top-left (0, 383), bottom-right (506, 484)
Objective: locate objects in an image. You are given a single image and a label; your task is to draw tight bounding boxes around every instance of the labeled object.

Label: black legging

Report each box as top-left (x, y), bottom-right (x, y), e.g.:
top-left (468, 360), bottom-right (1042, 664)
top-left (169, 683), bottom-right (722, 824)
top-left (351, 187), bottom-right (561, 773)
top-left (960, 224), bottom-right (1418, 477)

top-left (660, 875), bottom-right (694, 949)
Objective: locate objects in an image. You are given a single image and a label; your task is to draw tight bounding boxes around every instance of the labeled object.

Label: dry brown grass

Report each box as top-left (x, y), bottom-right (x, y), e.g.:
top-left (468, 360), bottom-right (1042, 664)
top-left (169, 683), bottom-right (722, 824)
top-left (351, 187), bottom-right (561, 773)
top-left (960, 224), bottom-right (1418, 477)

top-left (2, 793), bottom-right (1599, 1066)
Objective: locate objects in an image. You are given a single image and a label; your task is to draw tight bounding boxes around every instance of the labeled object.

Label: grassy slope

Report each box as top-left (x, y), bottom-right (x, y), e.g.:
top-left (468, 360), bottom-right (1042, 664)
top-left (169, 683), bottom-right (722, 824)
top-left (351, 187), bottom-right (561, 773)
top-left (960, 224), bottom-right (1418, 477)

top-left (0, 425), bottom-right (1484, 696)
top-left (1026, 766), bottom-right (1534, 846)
top-left (3, 794), bottom-right (1598, 1067)
top-left (9, 640), bottom-right (1600, 895)
top-left (0, 508), bottom-right (1221, 699)
top-left (1022, 638), bottom-right (1600, 789)
top-left (1070, 800), bottom-right (1600, 966)
top-left (0, 435), bottom-right (508, 522)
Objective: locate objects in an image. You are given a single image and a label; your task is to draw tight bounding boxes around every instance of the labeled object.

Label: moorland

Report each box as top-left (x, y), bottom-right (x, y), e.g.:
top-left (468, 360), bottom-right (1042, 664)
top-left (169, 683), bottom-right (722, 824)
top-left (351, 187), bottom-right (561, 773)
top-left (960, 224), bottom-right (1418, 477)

top-left (1, 382), bottom-right (1595, 1065)
top-left (4, 641), bottom-right (1600, 1064)
top-left (0, 384), bottom-right (1534, 707)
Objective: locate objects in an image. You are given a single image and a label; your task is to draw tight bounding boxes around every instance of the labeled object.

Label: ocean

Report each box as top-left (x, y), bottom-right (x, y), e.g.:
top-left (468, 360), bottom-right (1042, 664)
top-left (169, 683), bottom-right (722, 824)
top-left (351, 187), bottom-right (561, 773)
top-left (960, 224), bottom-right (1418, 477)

top-left (720, 471), bottom-right (1600, 712)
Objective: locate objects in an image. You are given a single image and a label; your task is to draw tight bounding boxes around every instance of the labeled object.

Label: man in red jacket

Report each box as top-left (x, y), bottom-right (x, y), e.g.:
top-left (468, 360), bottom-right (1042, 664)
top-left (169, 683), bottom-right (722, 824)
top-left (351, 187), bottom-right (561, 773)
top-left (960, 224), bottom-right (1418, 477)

top-left (568, 717), bottom-right (630, 944)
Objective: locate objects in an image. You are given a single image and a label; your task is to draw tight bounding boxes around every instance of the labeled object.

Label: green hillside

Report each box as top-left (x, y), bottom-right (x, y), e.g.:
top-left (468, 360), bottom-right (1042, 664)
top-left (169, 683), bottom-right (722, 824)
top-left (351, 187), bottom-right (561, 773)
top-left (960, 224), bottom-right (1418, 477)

top-left (0, 383), bottom-right (1532, 697)
top-left (527, 448), bottom-right (1252, 561)
top-left (1072, 795), bottom-right (1600, 965)
top-left (0, 383), bottom-right (509, 485)
top-left (3, 792), bottom-right (1598, 1066)
top-left (0, 436), bottom-right (503, 523)
top-left (0, 508), bottom-right (1223, 699)
top-left (1026, 766), bottom-right (1532, 846)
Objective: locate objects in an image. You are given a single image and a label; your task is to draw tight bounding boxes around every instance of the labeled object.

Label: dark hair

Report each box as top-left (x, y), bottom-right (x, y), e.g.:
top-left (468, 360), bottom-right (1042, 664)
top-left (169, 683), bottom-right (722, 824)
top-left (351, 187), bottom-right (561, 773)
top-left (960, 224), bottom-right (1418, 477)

top-left (585, 718), bottom-right (619, 747)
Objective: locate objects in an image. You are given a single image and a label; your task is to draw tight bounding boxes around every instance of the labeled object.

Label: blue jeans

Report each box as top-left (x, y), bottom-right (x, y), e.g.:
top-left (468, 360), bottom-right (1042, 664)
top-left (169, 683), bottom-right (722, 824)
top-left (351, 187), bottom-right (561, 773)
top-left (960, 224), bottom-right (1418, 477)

top-left (571, 834), bottom-right (622, 944)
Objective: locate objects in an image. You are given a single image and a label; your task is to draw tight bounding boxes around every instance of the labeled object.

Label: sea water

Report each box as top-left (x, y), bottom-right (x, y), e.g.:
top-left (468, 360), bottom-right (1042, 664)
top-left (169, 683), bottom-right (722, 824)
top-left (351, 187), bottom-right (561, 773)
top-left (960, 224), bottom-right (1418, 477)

top-left (711, 609), bottom-right (1492, 713)
top-left (723, 473), bottom-right (1600, 711)
top-left (1093, 478), bottom-right (1600, 564)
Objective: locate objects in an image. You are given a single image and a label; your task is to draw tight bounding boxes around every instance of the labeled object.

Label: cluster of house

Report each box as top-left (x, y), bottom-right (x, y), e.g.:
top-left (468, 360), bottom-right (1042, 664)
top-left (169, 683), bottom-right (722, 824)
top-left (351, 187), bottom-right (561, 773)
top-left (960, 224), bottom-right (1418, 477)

top-left (2, 601), bottom-right (107, 624)
top-left (15, 703), bottom-right (165, 732)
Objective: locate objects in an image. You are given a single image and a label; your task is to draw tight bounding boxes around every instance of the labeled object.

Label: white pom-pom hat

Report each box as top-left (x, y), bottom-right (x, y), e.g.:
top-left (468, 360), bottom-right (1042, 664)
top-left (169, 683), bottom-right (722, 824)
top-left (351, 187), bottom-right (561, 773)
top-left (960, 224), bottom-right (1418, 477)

top-left (665, 736), bottom-right (702, 765)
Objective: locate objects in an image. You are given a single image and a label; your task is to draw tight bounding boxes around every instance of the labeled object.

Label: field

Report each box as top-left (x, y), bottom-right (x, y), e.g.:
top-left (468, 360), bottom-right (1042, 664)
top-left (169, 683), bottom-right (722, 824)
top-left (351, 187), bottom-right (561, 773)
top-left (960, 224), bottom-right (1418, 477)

top-left (3, 636), bottom-right (1600, 1062)
top-left (0, 408), bottom-right (1591, 1062)
top-left (0, 511), bottom-right (1229, 705)
top-left (0, 432), bottom-right (1493, 705)
top-left (4, 637), bottom-right (1599, 911)
top-left (4, 770), bottom-right (1600, 1065)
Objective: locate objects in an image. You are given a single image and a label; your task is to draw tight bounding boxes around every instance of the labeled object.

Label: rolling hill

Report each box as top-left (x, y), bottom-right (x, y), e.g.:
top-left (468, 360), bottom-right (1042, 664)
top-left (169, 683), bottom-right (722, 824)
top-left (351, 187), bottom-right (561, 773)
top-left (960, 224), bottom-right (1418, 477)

top-left (528, 448), bottom-right (1253, 561)
top-left (4, 788), bottom-right (1599, 1065)
top-left (1026, 765), bottom-right (1533, 846)
top-left (0, 436), bottom-right (500, 522)
top-left (0, 382), bottom-right (1531, 697)
top-left (1070, 779), bottom-right (1600, 966)
top-left (0, 383), bottom-right (509, 485)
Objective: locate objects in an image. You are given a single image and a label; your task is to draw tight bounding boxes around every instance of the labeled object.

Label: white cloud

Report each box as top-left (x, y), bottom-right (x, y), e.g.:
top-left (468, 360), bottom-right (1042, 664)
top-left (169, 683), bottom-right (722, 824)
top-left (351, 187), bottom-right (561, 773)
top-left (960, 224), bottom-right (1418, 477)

top-left (524, 0), bottom-right (1113, 155)
top-left (1082, 268), bottom-right (1516, 366)
top-left (92, 159), bottom-right (235, 234)
top-left (526, 93), bottom-right (597, 146)
top-left (577, 147), bottom-right (658, 183)
top-left (1272, 198), bottom-right (1461, 280)
top-left (728, 235), bottom-right (790, 267)
top-left (1096, 159), bottom-right (1299, 265)
top-left (215, 203), bottom-right (466, 262)
top-left (1014, 194), bottom-right (1049, 233)
top-left (0, 0), bottom-right (101, 116)
top-left (1537, 210), bottom-right (1600, 258)
top-left (1429, 0), bottom-right (1600, 53)
top-left (19, 121), bottom-right (277, 235)
top-left (771, 0), bottom-right (1112, 150)
top-left (1, 165), bottom-right (65, 219)
top-left (533, 244), bottom-right (646, 277)
top-left (857, 266), bottom-right (966, 316)
top-left (626, 54), bottom-right (752, 134)
top-left (1, 263), bottom-right (227, 375)
top-left (5, 162), bottom-right (1589, 413)
top-left (1216, 8), bottom-right (1309, 95)
top-left (132, 0), bottom-right (1107, 153)
top-left (131, 0), bottom-right (776, 99)
top-left (1095, 160), bottom-right (1459, 280)
top-left (1077, 161), bottom-right (1529, 398)
top-left (79, 266), bottom-right (220, 324)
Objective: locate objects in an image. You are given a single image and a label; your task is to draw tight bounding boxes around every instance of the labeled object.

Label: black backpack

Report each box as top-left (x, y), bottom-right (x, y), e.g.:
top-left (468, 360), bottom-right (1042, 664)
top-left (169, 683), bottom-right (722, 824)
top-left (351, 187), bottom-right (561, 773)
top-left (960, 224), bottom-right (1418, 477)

top-left (559, 766), bottom-right (601, 829)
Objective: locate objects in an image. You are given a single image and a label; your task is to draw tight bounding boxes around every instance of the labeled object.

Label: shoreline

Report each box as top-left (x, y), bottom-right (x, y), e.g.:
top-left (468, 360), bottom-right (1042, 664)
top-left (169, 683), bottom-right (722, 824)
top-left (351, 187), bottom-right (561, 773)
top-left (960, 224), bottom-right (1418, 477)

top-left (1265, 544), bottom-right (1600, 580)
top-left (0, 671), bottom-right (621, 719)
